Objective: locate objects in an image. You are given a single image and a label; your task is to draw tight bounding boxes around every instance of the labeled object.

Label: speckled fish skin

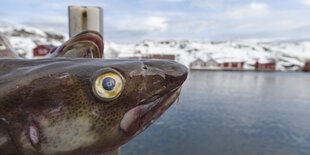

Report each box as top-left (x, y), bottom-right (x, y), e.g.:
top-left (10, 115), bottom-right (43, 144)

top-left (0, 58), bottom-right (188, 154)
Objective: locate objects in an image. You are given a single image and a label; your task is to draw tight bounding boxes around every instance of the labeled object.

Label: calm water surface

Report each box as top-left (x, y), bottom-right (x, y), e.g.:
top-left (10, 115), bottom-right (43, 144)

top-left (122, 71), bottom-right (310, 155)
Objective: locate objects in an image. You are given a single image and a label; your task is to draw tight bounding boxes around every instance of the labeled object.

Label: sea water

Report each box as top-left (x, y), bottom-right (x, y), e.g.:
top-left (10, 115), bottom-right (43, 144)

top-left (122, 71), bottom-right (310, 155)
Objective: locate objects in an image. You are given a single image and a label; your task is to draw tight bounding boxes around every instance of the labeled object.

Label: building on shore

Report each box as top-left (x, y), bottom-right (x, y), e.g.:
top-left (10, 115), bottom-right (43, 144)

top-left (205, 59), bottom-right (218, 69)
top-left (303, 62), bottom-right (310, 72)
top-left (189, 58), bottom-right (206, 69)
top-left (190, 58), bottom-right (221, 70)
top-left (190, 58), bottom-right (245, 70)
top-left (217, 61), bottom-right (245, 70)
top-left (255, 61), bottom-right (276, 71)
top-left (33, 45), bottom-right (55, 57)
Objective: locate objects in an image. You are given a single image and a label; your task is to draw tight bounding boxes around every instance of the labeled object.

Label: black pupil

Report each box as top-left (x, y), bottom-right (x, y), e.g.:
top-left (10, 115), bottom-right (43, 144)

top-left (102, 77), bottom-right (116, 91)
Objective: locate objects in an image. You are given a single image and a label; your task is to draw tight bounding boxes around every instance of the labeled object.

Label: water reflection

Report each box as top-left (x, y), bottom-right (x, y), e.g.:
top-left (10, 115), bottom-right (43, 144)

top-left (122, 71), bottom-right (310, 155)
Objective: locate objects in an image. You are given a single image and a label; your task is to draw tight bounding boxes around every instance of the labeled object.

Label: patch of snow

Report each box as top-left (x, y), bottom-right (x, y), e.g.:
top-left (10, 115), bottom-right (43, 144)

top-left (0, 21), bottom-right (65, 58)
top-left (8, 37), bottom-right (37, 58)
top-left (104, 40), bottom-right (310, 71)
top-left (19, 26), bottom-right (47, 37)
top-left (1, 21), bottom-right (310, 71)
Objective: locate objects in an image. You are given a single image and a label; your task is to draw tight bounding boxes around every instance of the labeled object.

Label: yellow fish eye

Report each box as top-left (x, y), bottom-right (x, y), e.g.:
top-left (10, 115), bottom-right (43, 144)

top-left (92, 69), bottom-right (124, 101)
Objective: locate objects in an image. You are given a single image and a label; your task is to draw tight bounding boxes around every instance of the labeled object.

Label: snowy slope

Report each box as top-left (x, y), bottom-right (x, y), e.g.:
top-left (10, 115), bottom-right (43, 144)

top-left (1, 21), bottom-right (310, 71)
top-left (104, 40), bottom-right (310, 71)
top-left (0, 21), bottom-right (65, 58)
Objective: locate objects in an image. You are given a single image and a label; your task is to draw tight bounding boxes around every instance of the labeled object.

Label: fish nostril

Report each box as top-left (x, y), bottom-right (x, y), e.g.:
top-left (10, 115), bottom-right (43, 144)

top-left (143, 66), bottom-right (147, 70)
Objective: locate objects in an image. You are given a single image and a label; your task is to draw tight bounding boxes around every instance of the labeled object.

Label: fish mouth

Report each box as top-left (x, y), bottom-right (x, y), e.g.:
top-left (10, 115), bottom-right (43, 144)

top-left (120, 87), bottom-right (182, 137)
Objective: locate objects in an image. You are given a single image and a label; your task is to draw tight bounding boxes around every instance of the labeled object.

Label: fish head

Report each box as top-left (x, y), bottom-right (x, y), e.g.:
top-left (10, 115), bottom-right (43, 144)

top-left (1, 58), bottom-right (188, 154)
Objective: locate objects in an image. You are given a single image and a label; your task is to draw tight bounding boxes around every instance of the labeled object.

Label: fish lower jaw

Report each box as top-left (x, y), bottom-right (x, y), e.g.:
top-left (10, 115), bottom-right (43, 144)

top-left (120, 87), bottom-right (181, 137)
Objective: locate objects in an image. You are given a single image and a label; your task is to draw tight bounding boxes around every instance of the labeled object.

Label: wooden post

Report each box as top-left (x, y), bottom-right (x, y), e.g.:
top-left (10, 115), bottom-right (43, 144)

top-left (68, 7), bottom-right (119, 154)
top-left (68, 6), bottom-right (103, 37)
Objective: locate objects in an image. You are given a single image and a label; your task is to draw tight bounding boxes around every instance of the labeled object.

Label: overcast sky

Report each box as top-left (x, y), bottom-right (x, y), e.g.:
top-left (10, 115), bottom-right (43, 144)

top-left (1, 0), bottom-right (310, 43)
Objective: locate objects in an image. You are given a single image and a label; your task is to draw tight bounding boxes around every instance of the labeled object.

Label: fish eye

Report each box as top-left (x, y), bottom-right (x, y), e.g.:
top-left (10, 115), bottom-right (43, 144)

top-left (102, 77), bottom-right (116, 91)
top-left (92, 69), bottom-right (125, 101)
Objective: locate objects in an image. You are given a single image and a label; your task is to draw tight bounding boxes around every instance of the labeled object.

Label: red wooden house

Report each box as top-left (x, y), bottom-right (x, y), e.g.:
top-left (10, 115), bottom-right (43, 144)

top-left (218, 62), bottom-right (244, 70)
top-left (33, 45), bottom-right (55, 57)
top-left (255, 61), bottom-right (276, 71)
top-left (303, 62), bottom-right (310, 72)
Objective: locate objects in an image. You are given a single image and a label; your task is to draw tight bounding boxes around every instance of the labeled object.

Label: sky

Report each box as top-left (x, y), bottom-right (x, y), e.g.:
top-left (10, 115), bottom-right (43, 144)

top-left (1, 0), bottom-right (310, 43)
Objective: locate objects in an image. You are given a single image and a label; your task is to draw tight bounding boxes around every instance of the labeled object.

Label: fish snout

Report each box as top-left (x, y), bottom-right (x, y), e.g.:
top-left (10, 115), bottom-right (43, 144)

top-left (143, 59), bottom-right (188, 87)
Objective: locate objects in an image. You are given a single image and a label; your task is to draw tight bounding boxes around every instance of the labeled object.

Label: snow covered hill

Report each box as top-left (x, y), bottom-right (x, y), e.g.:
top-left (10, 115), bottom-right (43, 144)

top-left (1, 21), bottom-right (310, 71)
top-left (105, 40), bottom-right (310, 71)
top-left (0, 21), bottom-right (65, 58)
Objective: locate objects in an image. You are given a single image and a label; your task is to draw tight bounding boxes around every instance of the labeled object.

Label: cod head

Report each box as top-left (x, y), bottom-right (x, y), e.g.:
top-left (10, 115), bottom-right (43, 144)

top-left (0, 58), bottom-right (188, 154)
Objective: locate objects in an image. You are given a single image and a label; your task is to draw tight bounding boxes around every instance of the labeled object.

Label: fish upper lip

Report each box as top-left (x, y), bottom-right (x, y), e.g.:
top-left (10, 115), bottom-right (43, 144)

top-left (138, 85), bottom-right (181, 106)
top-left (120, 87), bottom-right (181, 136)
top-left (137, 86), bottom-right (182, 116)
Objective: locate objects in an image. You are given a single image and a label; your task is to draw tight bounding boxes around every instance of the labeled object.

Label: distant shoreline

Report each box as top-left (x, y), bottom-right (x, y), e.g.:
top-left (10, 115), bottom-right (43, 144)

top-left (189, 68), bottom-right (307, 72)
